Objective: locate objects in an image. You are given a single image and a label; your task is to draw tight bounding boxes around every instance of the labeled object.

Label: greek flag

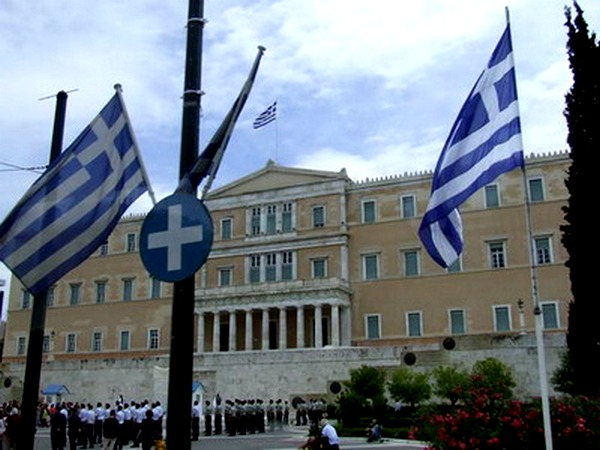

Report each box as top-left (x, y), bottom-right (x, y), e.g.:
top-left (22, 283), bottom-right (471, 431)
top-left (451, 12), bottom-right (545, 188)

top-left (0, 89), bottom-right (149, 294)
top-left (418, 24), bottom-right (524, 268)
top-left (253, 100), bottom-right (277, 129)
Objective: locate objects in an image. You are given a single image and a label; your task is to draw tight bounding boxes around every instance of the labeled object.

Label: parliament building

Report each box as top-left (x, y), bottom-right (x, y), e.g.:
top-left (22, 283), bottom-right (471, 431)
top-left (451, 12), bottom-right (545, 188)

top-left (1, 152), bottom-right (571, 404)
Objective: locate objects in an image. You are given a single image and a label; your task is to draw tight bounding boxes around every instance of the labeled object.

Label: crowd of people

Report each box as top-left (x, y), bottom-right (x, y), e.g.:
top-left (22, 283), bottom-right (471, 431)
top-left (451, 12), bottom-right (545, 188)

top-left (0, 396), bottom-right (339, 449)
top-left (1, 399), bottom-right (165, 450)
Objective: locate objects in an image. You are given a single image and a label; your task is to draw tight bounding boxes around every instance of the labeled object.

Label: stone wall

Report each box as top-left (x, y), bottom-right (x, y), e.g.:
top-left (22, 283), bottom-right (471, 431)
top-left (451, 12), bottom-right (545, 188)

top-left (1, 332), bottom-right (566, 406)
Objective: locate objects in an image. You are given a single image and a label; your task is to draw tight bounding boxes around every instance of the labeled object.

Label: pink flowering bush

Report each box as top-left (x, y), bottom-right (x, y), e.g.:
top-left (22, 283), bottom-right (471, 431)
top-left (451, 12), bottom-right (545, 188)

top-left (410, 391), bottom-right (600, 449)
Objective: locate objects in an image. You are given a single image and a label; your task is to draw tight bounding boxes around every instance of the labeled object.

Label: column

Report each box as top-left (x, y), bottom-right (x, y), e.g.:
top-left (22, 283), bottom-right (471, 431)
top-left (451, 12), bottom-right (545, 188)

top-left (296, 306), bottom-right (305, 349)
top-left (315, 304), bottom-right (323, 348)
top-left (212, 312), bottom-right (220, 352)
top-left (279, 308), bottom-right (287, 350)
top-left (229, 310), bottom-right (237, 352)
top-left (262, 308), bottom-right (269, 350)
top-left (196, 312), bottom-right (205, 353)
top-left (331, 304), bottom-right (340, 346)
top-left (341, 305), bottom-right (351, 346)
top-left (245, 309), bottom-right (253, 351)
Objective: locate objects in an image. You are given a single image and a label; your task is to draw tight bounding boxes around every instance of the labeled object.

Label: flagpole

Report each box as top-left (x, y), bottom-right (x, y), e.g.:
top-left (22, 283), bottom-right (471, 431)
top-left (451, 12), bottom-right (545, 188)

top-left (275, 98), bottom-right (279, 161)
top-left (166, 1), bottom-right (204, 449)
top-left (521, 165), bottom-right (554, 450)
top-left (20, 90), bottom-right (68, 450)
top-left (114, 84), bottom-right (156, 206)
top-left (507, 7), bottom-right (553, 449)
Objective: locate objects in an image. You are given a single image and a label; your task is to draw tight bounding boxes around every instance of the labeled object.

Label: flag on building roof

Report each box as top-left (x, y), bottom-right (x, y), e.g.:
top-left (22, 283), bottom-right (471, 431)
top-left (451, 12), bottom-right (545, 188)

top-left (418, 23), bottom-right (524, 268)
top-left (0, 87), bottom-right (151, 295)
top-left (253, 100), bottom-right (277, 129)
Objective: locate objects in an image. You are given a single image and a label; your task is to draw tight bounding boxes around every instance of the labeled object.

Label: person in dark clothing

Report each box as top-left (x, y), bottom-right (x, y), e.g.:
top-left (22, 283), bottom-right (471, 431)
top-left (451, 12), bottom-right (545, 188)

top-left (138, 410), bottom-right (159, 450)
top-left (50, 408), bottom-right (68, 450)
top-left (102, 409), bottom-right (119, 450)
top-left (67, 406), bottom-right (82, 450)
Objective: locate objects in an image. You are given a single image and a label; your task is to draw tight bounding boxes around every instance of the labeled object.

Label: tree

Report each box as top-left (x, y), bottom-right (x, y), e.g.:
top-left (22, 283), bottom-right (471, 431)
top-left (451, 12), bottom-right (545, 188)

top-left (432, 365), bottom-right (471, 405)
top-left (471, 358), bottom-right (515, 400)
top-left (561, 2), bottom-right (600, 397)
top-left (337, 365), bottom-right (387, 425)
top-left (388, 367), bottom-right (431, 408)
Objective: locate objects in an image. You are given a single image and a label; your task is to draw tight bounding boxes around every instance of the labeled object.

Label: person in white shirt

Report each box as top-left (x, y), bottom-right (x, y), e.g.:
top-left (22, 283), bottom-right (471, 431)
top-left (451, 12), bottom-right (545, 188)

top-left (320, 418), bottom-right (340, 450)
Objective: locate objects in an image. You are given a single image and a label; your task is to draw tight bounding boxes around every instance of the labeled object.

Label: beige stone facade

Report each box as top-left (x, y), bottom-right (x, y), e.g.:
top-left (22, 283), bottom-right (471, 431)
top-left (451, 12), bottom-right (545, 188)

top-left (1, 152), bottom-right (571, 403)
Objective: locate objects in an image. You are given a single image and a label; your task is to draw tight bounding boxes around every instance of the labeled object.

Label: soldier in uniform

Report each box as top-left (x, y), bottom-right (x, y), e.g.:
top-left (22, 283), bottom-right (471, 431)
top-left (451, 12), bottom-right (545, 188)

top-left (256, 399), bottom-right (265, 433)
top-left (203, 400), bottom-right (212, 436)
top-left (214, 398), bottom-right (223, 435)
top-left (266, 399), bottom-right (275, 432)
top-left (235, 399), bottom-right (246, 436)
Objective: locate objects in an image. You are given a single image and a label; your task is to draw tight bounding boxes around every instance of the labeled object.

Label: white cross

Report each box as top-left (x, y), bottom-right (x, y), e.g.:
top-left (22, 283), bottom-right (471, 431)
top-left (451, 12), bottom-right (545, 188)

top-left (147, 203), bottom-right (203, 271)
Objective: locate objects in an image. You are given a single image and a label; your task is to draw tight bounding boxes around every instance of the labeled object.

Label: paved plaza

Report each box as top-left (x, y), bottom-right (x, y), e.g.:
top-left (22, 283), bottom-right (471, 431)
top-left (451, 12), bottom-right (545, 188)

top-left (33, 426), bottom-right (428, 450)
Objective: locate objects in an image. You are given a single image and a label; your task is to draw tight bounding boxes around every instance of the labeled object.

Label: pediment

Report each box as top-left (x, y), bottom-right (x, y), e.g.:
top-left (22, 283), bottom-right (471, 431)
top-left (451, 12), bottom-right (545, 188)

top-left (206, 160), bottom-right (349, 198)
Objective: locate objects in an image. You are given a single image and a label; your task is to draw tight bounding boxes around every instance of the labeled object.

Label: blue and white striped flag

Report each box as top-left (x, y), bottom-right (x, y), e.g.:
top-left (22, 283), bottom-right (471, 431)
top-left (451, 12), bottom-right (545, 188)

top-left (418, 24), bottom-right (524, 268)
top-left (253, 101), bottom-right (277, 129)
top-left (0, 89), bottom-right (149, 294)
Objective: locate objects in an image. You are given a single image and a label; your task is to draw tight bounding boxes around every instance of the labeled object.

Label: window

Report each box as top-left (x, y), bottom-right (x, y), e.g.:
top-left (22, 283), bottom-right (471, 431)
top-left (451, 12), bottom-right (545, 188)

top-left (220, 218), bottom-right (232, 240)
top-left (96, 281), bottom-right (107, 304)
top-left (66, 333), bottom-right (76, 353)
top-left (362, 254), bottom-right (379, 280)
top-left (489, 241), bottom-right (506, 269)
top-left (534, 236), bottom-right (552, 265)
top-left (122, 278), bottom-right (134, 301)
top-left (493, 305), bottom-right (511, 332)
top-left (249, 255), bottom-right (261, 283)
top-left (312, 205), bottom-right (325, 228)
top-left (21, 289), bottom-right (31, 309)
top-left (541, 302), bottom-right (559, 329)
top-left (365, 315), bottom-right (381, 339)
top-left (485, 184), bottom-right (500, 208)
top-left (282, 251), bottom-right (293, 280)
top-left (401, 195), bottom-right (416, 219)
top-left (148, 329), bottom-right (160, 349)
top-left (312, 258), bottom-right (328, 279)
top-left (265, 253), bottom-right (277, 282)
top-left (282, 202), bottom-right (293, 232)
top-left (403, 250), bottom-right (420, 277)
top-left (362, 200), bottom-right (376, 223)
top-left (266, 204), bottom-right (277, 234)
top-left (528, 178), bottom-right (545, 202)
top-left (218, 267), bottom-right (233, 287)
top-left (43, 335), bottom-right (50, 353)
top-left (151, 278), bottom-right (161, 299)
top-left (99, 241), bottom-right (109, 256)
top-left (407, 312), bottom-right (422, 337)
top-left (251, 207), bottom-right (261, 236)
top-left (47, 286), bottom-right (55, 307)
top-left (449, 309), bottom-right (466, 334)
top-left (126, 233), bottom-right (136, 252)
top-left (447, 257), bottom-right (462, 273)
top-left (120, 330), bottom-right (131, 351)
top-left (70, 283), bottom-right (82, 305)
top-left (92, 331), bottom-right (103, 352)
top-left (17, 336), bottom-right (27, 355)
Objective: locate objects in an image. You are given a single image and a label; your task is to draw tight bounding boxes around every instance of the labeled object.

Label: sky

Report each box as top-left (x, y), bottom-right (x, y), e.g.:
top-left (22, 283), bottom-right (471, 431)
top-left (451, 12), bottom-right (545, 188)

top-left (0, 0), bottom-right (599, 304)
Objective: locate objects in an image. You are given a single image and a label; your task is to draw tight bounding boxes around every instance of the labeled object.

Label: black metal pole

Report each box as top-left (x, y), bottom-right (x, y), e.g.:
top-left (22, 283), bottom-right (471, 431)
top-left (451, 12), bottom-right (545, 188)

top-left (166, 1), bottom-right (204, 449)
top-left (20, 90), bottom-right (68, 450)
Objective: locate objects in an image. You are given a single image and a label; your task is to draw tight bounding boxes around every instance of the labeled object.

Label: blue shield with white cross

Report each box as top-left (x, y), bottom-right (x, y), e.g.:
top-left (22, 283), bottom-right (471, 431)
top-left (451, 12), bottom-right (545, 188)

top-left (140, 193), bottom-right (213, 282)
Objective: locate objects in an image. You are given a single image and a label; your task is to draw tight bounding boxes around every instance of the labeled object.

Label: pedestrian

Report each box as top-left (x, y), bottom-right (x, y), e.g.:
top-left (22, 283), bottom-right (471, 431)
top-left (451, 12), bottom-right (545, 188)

top-left (191, 400), bottom-right (200, 441)
top-left (50, 406), bottom-right (68, 450)
top-left (366, 418), bottom-right (382, 442)
top-left (102, 409), bottom-right (119, 450)
top-left (4, 407), bottom-right (21, 450)
top-left (138, 410), bottom-right (159, 450)
top-left (320, 418), bottom-right (340, 450)
top-left (67, 406), bottom-right (81, 450)
top-left (0, 407), bottom-right (7, 450)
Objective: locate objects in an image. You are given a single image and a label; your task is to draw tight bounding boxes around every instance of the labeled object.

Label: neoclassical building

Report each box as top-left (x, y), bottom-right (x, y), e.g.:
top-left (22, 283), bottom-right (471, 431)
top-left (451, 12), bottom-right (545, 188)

top-left (1, 152), bottom-right (571, 403)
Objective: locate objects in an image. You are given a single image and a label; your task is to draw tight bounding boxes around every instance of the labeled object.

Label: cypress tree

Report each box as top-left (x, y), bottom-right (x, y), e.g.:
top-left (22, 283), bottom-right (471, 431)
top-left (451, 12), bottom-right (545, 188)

top-left (562, 2), bottom-right (600, 397)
